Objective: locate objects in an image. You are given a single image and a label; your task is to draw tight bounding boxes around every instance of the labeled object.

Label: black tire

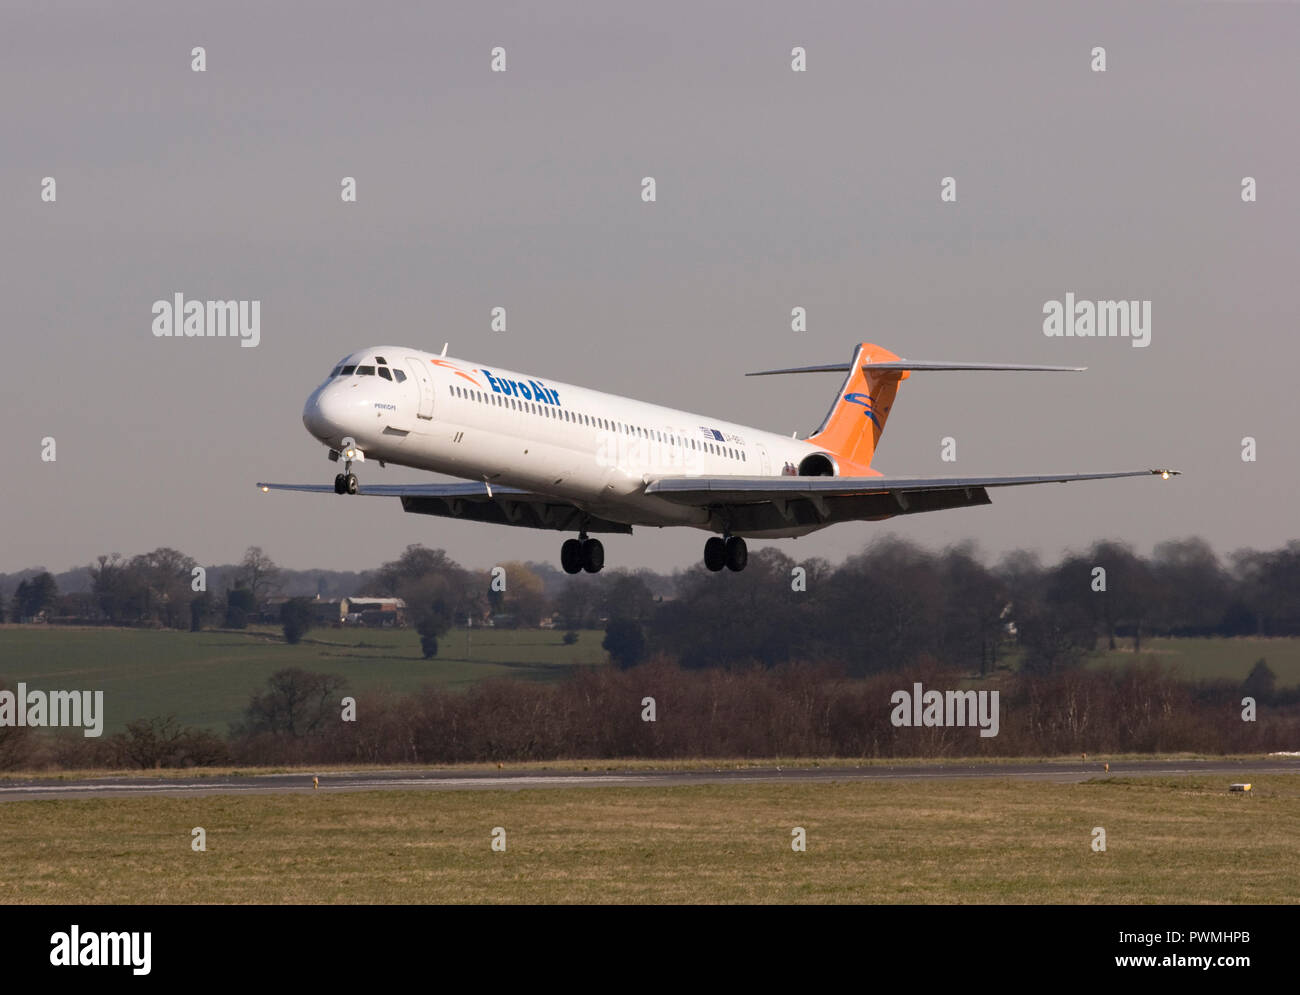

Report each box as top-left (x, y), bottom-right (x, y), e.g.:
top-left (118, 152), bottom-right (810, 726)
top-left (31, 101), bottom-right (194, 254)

top-left (703, 536), bottom-right (727, 572)
top-left (333, 474), bottom-right (346, 495)
top-left (560, 539), bottom-right (583, 575)
top-left (725, 536), bottom-right (748, 572)
top-left (581, 538), bottom-right (604, 573)
top-left (345, 473), bottom-right (359, 495)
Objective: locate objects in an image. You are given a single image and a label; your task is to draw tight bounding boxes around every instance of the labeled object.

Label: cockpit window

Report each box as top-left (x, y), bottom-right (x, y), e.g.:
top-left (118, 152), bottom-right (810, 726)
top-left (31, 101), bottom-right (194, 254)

top-left (375, 356), bottom-right (387, 365)
top-left (393, 369), bottom-right (406, 382)
top-left (341, 365), bottom-right (356, 376)
top-left (377, 367), bottom-right (392, 381)
top-left (330, 366), bottom-right (341, 377)
top-left (356, 366), bottom-right (375, 376)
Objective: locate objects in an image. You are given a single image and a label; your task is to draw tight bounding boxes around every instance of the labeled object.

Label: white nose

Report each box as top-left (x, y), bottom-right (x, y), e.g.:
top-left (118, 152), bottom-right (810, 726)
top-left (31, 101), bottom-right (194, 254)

top-left (302, 383), bottom-right (356, 442)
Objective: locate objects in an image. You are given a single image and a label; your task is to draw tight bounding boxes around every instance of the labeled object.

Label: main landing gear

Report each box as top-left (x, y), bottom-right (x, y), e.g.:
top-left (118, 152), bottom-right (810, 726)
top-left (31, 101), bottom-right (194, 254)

top-left (561, 534), bottom-right (604, 574)
top-left (704, 535), bottom-right (747, 572)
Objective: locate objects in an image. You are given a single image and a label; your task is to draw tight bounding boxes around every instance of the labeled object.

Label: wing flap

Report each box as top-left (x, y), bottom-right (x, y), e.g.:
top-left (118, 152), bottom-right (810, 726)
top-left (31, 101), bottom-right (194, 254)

top-left (255, 481), bottom-right (632, 534)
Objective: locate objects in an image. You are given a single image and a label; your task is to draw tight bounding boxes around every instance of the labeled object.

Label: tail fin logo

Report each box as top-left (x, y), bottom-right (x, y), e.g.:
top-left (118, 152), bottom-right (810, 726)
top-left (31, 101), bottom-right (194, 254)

top-left (843, 392), bottom-right (881, 428)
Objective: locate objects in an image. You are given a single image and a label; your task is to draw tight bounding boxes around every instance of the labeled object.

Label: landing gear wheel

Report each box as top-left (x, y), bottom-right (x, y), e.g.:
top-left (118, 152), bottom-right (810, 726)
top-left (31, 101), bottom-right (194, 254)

top-left (581, 538), bottom-right (604, 573)
top-left (333, 474), bottom-right (347, 495)
top-left (560, 538), bottom-right (583, 575)
top-left (345, 473), bottom-right (359, 495)
top-left (724, 535), bottom-right (748, 572)
top-left (703, 536), bottom-right (727, 572)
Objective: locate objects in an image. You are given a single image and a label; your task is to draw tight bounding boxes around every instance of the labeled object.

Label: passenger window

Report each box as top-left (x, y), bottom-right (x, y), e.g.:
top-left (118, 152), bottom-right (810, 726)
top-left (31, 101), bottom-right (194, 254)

top-left (393, 369), bottom-right (406, 382)
top-left (378, 367), bottom-right (392, 381)
top-left (357, 366), bottom-right (375, 376)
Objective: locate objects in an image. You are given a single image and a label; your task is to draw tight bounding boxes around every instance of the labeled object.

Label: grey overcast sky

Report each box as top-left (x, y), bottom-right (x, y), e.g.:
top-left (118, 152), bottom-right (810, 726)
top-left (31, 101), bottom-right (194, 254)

top-left (3, 1), bottom-right (1297, 575)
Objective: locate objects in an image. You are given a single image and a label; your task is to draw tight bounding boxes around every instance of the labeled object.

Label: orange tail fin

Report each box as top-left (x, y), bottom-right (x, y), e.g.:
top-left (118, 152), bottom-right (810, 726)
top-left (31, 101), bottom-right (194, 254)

top-left (805, 343), bottom-right (909, 471)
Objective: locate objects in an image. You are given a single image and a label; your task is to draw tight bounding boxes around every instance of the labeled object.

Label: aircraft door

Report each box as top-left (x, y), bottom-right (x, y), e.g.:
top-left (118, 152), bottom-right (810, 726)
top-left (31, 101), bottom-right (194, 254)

top-left (406, 358), bottom-right (434, 419)
top-left (757, 443), bottom-right (771, 475)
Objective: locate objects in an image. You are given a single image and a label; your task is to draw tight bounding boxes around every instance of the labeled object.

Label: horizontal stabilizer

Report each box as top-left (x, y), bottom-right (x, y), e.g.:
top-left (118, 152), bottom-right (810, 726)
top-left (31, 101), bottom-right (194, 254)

top-left (746, 360), bottom-right (1085, 376)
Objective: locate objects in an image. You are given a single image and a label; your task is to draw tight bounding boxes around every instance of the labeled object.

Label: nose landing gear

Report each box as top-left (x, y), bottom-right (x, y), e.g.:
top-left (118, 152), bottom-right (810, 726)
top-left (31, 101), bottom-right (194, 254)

top-left (332, 445), bottom-right (362, 494)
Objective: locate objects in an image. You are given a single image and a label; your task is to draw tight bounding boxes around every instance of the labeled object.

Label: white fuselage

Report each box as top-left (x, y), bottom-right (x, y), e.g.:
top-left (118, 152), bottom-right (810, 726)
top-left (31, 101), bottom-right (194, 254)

top-left (302, 345), bottom-right (833, 533)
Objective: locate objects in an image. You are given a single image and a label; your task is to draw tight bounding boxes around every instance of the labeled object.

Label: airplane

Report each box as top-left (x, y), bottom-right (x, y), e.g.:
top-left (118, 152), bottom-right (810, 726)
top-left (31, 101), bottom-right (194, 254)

top-left (257, 341), bottom-right (1178, 574)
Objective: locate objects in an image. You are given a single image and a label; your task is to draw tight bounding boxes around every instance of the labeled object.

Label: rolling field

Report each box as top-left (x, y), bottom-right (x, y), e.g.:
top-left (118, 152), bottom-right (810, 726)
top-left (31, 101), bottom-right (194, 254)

top-left (0, 774), bottom-right (1296, 903)
top-left (1090, 636), bottom-right (1300, 686)
top-left (0, 625), bottom-right (605, 733)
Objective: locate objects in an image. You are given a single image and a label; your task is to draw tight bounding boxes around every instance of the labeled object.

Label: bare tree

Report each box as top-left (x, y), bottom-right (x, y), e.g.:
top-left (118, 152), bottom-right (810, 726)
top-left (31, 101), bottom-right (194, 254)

top-left (239, 668), bottom-right (347, 738)
top-left (239, 546), bottom-right (282, 603)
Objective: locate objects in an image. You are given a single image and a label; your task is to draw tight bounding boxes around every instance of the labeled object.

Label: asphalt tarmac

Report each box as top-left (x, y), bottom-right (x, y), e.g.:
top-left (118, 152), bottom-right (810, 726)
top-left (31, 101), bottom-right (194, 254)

top-left (1, 757), bottom-right (1295, 801)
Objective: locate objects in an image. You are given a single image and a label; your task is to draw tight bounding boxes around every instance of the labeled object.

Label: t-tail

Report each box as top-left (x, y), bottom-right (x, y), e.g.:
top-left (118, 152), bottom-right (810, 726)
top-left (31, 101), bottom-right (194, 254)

top-left (746, 343), bottom-right (1085, 472)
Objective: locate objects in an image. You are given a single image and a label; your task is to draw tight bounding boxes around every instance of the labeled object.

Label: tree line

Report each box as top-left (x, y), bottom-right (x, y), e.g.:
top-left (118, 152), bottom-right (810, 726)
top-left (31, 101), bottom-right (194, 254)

top-left (2, 660), bottom-right (1295, 771)
top-left (4, 536), bottom-right (1300, 676)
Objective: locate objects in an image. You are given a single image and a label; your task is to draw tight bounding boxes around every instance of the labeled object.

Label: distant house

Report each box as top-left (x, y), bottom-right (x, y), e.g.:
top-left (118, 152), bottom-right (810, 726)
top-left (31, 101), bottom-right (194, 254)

top-left (340, 596), bottom-right (406, 627)
top-left (309, 597), bottom-right (344, 625)
top-left (257, 596), bottom-right (293, 625)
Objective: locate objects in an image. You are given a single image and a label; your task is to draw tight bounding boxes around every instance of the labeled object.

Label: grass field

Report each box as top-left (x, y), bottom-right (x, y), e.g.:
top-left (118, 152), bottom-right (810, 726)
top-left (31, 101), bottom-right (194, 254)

top-left (1090, 636), bottom-right (1300, 686)
top-left (0, 773), bottom-right (1296, 903)
top-left (0, 625), bottom-right (606, 734)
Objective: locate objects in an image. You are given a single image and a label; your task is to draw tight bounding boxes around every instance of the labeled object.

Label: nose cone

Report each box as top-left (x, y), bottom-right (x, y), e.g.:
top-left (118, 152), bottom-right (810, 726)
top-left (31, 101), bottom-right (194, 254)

top-left (303, 382), bottom-right (356, 443)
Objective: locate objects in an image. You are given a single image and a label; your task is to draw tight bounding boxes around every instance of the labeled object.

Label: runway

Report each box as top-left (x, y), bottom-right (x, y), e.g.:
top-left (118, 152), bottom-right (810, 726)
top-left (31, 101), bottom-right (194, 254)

top-left (1, 757), bottom-right (1296, 801)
